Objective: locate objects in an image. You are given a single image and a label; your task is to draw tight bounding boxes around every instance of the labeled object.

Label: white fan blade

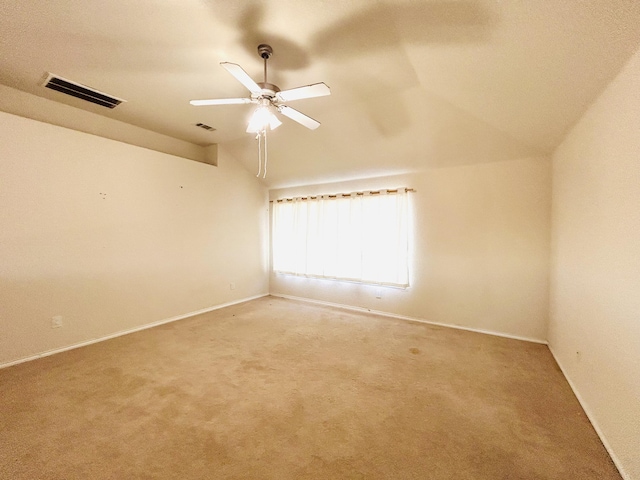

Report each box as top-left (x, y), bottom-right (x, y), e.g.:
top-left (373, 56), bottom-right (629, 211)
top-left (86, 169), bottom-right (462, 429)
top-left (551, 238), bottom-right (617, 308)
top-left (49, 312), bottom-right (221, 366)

top-left (221, 62), bottom-right (261, 94)
top-left (278, 106), bottom-right (321, 130)
top-left (190, 98), bottom-right (252, 106)
top-left (276, 82), bottom-right (331, 102)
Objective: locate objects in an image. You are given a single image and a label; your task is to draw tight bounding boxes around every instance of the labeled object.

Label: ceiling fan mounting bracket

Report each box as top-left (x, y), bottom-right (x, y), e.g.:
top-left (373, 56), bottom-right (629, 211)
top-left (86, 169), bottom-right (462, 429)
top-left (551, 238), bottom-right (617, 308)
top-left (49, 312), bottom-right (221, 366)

top-left (258, 44), bottom-right (273, 60)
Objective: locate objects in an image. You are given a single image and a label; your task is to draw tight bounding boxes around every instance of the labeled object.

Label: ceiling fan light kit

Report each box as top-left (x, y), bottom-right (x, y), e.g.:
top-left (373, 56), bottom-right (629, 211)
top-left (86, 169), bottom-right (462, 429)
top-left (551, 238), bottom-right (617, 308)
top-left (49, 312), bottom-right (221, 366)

top-left (190, 44), bottom-right (330, 178)
top-left (247, 104), bottom-right (282, 134)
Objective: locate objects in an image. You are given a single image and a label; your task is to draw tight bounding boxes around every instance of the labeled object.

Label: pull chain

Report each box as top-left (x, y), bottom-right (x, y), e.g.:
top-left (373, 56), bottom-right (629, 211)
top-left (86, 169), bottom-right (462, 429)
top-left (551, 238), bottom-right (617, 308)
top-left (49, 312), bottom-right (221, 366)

top-left (256, 131), bottom-right (262, 177)
top-left (256, 129), bottom-right (268, 179)
top-left (263, 129), bottom-right (268, 179)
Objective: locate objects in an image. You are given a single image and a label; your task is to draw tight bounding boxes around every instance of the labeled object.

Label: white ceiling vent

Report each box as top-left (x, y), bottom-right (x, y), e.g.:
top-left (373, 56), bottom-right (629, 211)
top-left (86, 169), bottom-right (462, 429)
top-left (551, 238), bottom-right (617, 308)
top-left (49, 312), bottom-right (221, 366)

top-left (42, 73), bottom-right (126, 109)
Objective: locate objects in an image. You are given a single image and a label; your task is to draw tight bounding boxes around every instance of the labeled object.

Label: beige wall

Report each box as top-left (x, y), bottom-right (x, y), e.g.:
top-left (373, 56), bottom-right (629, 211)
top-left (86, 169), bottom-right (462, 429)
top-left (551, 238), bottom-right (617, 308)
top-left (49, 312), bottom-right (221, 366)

top-left (270, 156), bottom-right (551, 342)
top-left (0, 112), bottom-right (269, 366)
top-left (549, 47), bottom-right (640, 479)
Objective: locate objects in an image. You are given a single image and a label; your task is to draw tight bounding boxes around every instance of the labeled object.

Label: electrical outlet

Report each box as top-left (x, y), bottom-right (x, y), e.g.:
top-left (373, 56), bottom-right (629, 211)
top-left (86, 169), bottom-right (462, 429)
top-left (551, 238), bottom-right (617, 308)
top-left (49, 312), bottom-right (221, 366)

top-left (51, 316), bottom-right (63, 328)
top-left (229, 282), bottom-right (236, 290)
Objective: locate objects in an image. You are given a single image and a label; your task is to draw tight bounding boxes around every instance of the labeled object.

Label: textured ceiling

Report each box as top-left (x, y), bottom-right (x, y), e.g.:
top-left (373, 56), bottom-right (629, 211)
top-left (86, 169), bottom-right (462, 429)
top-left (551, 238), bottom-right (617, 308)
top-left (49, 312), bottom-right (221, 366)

top-left (1, 0), bottom-right (640, 188)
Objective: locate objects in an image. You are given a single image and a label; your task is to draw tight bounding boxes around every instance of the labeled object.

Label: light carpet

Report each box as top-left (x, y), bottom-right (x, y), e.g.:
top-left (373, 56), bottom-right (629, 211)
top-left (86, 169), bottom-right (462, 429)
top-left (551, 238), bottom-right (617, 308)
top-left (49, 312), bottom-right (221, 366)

top-left (0, 296), bottom-right (620, 479)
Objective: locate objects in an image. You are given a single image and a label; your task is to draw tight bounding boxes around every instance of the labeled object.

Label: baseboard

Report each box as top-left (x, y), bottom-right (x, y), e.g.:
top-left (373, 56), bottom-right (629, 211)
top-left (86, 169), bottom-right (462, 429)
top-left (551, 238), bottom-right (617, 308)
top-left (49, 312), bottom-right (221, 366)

top-left (547, 346), bottom-right (628, 480)
top-left (270, 293), bottom-right (548, 345)
top-left (0, 293), bottom-right (269, 370)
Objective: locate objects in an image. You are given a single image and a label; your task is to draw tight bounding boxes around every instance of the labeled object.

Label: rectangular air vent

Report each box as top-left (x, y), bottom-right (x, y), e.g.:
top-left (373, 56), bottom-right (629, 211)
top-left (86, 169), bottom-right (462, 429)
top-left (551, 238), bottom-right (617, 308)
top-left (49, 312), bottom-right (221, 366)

top-left (42, 73), bottom-right (126, 109)
top-left (195, 123), bottom-right (215, 131)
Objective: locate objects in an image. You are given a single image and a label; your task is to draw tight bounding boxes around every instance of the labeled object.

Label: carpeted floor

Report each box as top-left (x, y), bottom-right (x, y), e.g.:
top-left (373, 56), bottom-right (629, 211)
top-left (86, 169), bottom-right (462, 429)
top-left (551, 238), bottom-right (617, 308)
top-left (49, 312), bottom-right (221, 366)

top-left (0, 296), bottom-right (620, 479)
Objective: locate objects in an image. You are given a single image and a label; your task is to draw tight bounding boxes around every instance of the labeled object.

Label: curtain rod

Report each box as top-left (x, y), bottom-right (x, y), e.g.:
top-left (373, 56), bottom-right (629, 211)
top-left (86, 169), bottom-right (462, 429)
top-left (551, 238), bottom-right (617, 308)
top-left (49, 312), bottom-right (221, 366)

top-left (270, 188), bottom-right (415, 203)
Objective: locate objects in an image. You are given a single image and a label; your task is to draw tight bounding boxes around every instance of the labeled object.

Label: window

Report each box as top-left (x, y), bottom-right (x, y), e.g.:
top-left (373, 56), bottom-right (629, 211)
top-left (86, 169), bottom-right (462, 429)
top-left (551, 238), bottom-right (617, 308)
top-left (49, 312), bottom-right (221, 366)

top-left (271, 188), bottom-right (411, 287)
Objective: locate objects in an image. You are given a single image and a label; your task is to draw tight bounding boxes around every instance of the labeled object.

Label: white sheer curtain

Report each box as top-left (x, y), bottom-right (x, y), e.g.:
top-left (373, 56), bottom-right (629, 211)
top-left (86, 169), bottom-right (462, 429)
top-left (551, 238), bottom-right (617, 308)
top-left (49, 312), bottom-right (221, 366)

top-left (272, 189), bottom-right (410, 287)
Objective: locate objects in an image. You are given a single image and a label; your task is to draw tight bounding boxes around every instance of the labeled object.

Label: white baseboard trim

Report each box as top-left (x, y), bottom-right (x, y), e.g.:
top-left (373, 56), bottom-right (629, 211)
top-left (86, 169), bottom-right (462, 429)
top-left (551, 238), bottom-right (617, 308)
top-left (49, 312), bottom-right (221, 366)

top-left (547, 345), bottom-right (628, 480)
top-left (0, 293), bottom-right (269, 370)
top-left (270, 293), bottom-right (548, 345)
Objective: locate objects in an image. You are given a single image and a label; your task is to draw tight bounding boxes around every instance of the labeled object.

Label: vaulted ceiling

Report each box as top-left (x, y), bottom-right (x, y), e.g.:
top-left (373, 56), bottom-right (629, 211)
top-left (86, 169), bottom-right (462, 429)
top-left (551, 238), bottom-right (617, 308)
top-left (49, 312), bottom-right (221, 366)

top-left (2, 0), bottom-right (640, 188)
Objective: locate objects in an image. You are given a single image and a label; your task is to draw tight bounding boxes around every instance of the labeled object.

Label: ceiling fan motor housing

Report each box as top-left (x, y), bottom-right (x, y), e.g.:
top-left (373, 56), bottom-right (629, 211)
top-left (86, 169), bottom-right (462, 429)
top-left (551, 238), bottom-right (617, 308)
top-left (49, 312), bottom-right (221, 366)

top-left (255, 82), bottom-right (280, 100)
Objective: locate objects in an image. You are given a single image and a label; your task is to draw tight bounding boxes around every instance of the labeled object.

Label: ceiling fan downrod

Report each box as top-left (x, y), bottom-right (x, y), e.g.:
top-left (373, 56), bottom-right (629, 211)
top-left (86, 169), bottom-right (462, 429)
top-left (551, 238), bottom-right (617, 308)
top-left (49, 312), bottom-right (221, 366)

top-left (258, 44), bottom-right (273, 84)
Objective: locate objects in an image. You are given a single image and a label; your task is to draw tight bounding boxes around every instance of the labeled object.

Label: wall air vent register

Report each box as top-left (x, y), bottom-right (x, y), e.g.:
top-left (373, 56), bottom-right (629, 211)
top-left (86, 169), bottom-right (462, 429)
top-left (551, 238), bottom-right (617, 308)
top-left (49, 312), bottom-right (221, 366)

top-left (42, 73), bottom-right (126, 109)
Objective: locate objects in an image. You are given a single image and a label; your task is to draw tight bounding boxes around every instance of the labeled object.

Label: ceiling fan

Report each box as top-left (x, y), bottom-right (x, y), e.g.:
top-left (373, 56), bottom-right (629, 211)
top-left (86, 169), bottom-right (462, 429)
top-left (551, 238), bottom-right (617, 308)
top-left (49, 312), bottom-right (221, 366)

top-left (190, 44), bottom-right (330, 133)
